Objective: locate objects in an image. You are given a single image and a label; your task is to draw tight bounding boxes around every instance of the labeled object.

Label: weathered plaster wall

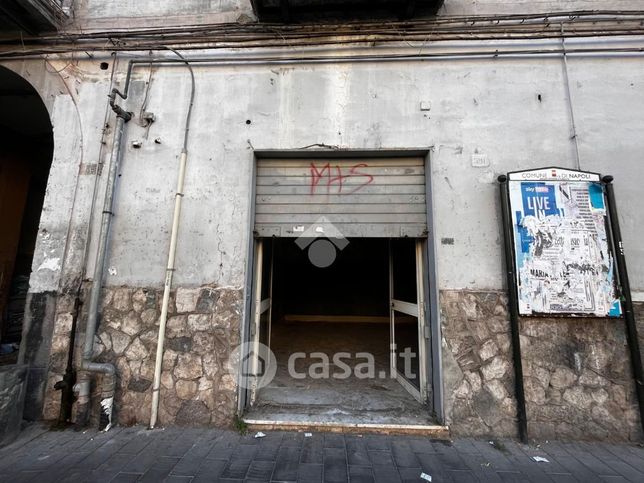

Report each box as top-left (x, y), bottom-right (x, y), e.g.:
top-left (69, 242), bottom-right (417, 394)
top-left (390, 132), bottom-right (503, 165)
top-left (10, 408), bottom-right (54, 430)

top-left (66, 0), bottom-right (644, 31)
top-left (84, 47), bottom-right (644, 293)
top-left (4, 32), bottom-right (644, 436)
top-left (442, 291), bottom-right (644, 441)
top-left (440, 0), bottom-right (644, 16)
top-left (68, 0), bottom-right (254, 29)
top-left (10, 44), bottom-right (642, 298)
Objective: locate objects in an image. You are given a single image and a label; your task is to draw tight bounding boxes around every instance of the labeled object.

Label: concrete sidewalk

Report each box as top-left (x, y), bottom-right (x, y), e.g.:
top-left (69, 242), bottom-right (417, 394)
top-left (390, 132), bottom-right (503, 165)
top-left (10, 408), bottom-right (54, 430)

top-left (1, 424), bottom-right (643, 482)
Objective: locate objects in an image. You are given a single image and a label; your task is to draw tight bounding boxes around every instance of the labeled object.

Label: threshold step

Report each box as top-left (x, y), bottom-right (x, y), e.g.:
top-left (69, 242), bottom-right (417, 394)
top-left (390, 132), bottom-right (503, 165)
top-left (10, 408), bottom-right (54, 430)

top-left (243, 419), bottom-right (450, 437)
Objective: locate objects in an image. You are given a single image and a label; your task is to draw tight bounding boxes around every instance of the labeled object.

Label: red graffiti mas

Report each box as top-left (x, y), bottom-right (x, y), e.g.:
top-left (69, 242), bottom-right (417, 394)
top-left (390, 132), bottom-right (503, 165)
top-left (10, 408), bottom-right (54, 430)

top-left (309, 162), bottom-right (374, 195)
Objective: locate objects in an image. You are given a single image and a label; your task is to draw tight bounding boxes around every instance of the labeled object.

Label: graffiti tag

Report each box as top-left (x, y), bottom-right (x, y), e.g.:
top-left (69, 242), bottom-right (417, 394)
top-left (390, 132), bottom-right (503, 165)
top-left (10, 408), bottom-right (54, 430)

top-left (309, 162), bottom-right (374, 195)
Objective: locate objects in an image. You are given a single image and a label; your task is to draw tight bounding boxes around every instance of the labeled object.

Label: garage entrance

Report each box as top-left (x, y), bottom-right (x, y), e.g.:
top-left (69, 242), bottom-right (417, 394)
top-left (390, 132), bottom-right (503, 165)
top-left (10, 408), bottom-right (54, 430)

top-left (241, 152), bottom-right (442, 427)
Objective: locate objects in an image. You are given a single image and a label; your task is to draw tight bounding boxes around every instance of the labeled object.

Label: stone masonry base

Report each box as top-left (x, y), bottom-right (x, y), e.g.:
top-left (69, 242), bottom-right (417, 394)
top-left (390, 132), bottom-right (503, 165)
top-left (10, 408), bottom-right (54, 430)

top-left (40, 286), bottom-right (643, 440)
top-left (441, 290), bottom-right (644, 441)
top-left (43, 285), bottom-right (242, 427)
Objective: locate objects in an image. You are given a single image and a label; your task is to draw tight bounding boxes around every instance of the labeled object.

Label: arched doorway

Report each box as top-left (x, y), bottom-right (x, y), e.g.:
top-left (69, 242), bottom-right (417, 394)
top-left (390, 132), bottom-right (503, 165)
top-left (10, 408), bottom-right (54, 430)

top-left (0, 66), bottom-right (53, 364)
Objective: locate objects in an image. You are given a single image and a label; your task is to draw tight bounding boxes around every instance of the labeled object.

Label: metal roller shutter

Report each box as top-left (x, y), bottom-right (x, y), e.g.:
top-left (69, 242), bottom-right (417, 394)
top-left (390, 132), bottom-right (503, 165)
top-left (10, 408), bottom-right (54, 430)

top-left (254, 156), bottom-right (427, 238)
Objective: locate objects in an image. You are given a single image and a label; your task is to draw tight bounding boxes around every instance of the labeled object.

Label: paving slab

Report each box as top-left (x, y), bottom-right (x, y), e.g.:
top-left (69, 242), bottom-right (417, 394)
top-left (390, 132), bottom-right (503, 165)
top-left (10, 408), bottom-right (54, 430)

top-left (0, 423), bottom-right (643, 482)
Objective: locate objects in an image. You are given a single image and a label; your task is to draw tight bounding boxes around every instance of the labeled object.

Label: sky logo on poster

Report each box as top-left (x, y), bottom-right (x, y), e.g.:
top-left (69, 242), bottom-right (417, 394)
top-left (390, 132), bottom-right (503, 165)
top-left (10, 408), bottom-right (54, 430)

top-left (521, 182), bottom-right (559, 219)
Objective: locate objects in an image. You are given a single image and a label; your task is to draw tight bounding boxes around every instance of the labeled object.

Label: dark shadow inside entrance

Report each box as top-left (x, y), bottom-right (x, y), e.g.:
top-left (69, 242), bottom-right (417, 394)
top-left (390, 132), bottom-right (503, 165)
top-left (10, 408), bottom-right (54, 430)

top-left (248, 238), bottom-right (433, 425)
top-left (0, 66), bottom-right (53, 364)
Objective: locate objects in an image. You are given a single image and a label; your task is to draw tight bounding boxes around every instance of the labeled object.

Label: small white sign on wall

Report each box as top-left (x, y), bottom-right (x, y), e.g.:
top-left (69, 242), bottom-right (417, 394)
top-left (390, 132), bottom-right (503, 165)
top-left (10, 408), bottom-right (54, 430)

top-left (471, 153), bottom-right (489, 167)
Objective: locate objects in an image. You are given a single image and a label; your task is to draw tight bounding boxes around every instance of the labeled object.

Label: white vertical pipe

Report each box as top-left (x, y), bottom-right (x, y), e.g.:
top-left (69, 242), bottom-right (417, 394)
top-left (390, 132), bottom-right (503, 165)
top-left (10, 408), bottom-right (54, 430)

top-left (150, 149), bottom-right (188, 429)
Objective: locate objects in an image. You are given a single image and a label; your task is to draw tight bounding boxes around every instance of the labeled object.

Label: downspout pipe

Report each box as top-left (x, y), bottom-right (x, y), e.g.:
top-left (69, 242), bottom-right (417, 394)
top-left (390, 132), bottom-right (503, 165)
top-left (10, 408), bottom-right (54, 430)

top-left (76, 51), bottom-right (194, 430)
top-left (76, 87), bottom-right (132, 430)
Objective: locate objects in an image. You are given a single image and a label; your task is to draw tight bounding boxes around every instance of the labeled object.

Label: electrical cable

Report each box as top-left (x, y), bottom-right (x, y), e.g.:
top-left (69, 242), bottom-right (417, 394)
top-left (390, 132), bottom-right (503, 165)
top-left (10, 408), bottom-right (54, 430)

top-left (16, 10), bottom-right (644, 43)
top-left (560, 23), bottom-right (582, 170)
top-left (2, 10), bottom-right (644, 59)
top-left (164, 47), bottom-right (195, 153)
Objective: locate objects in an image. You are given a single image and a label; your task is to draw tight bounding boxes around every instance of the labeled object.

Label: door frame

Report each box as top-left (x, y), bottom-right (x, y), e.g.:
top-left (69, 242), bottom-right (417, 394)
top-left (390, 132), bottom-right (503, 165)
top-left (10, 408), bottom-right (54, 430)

top-left (248, 238), bottom-right (273, 405)
top-left (389, 239), bottom-right (428, 403)
top-left (239, 149), bottom-right (444, 423)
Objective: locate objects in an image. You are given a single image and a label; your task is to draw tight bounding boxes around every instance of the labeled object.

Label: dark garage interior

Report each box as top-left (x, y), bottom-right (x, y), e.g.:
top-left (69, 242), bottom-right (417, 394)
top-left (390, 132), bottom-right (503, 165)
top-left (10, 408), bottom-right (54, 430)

top-left (249, 238), bottom-right (433, 425)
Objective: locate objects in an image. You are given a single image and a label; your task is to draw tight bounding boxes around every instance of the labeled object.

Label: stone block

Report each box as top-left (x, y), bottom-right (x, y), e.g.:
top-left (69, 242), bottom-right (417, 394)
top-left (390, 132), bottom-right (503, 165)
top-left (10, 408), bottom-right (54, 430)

top-left (176, 380), bottom-right (198, 400)
top-left (472, 387), bottom-right (504, 427)
top-left (50, 334), bottom-right (69, 355)
top-left (485, 379), bottom-right (508, 401)
top-left (481, 357), bottom-right (509, 381)
top-left (175, 400), bottom-right (210, 426)
top-left (196, 287), bottom-right (219, 312)
top-left (488, 317), bottom-right (508, 334)
top-left (174, 353), bottom-right (203, 380)
top-left (202, 353), bottom-right (220, 379)
top-left (531, 365), bottom-right (551, 389)
top-left (128, 378), bottom-right (152, 393)
top-left (496, 334), bottom-right (511, 353)
top-left (219, 374), bottom-right (236, 392)
top-left (139, 359), bottom-right (156, 380)
top-left (100, 289), bottom-right (114, 310)
top-left (176, 288), bottom-right (200, 313)
top-left (198, 376), bottom-right (213, 391)
top-left (53, 313), bottom-right (73, 335)
top-left (550, 367), bottom-right (577, 389)
top-left (167, 336), bottom-right (192, 353)
top-left (161, 372), bottom-right (174, 390)
top-left (524, 377), bottom-right (546, 405)
top-left (163, 349), bottom-right (179, 371)
top-left (125, 337), bottom-right (148, 361)
top-left (464, 371), bottom-right (482, 392)
top-left (167, 315), bottom-right (188, 338)
top-left (132, 288), bottom-right (148, 311)
top-left (162, 393), bottom-right (183, 416)
top-left (132, 289), bottom-right (157, 313)
top-left (113, 288), bottom-right (132, 312)
top-left (192, 332), bottom-right (215, 354)
top-left (453, 379), bottom-right (470, 399)
top-left (478, 339), bottom-right (499, 361)
top-left (563, 386), bottom-right (594, 409)
top-left (111, 331), bottom-right (131, 355)
top-left (188, 314), bottom-right (211, 332)
top-left (121, 311), bottom-right (142, 336)
top-left (102, 308), bottom-right (122, 331)
top-left (579, 369), bottom-right (608, 387)
top-left (116, 357), bottom-right (131, 385)
top-left (141, 308), bottom-right (158, 326)
top-left (0, 365), bottom-right (28, 447)
top-left (591, 388), bottom-right (609, 405)
top-left (99, 332), bottom-right (112, 352)
top-left (139, 328), bottom-right (159, 348)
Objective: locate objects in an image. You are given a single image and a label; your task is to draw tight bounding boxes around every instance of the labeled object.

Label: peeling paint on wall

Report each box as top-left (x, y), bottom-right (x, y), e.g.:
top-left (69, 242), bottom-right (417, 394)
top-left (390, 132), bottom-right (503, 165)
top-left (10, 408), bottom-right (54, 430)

top-left (37, 257), bottom-right (61, 273)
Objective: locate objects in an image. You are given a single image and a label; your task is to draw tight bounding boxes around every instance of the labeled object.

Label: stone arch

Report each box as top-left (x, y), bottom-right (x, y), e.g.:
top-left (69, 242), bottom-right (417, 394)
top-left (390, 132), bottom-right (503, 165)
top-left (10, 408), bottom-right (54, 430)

top-left (0, 64), bottom-right (54, 357)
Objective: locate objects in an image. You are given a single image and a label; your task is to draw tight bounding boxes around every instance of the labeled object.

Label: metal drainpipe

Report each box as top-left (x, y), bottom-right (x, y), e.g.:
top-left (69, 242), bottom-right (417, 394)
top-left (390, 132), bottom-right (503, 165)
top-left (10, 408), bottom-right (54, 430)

top-left (75, 88), bottom-right (132, 430)
top-left (73, 51), bottom-right (193, 431)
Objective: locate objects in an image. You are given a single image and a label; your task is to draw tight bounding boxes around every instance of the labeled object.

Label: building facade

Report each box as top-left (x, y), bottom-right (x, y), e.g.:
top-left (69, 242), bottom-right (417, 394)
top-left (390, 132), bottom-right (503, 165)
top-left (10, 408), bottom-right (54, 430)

top-left (1, 0), bottom-right (644, 441)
